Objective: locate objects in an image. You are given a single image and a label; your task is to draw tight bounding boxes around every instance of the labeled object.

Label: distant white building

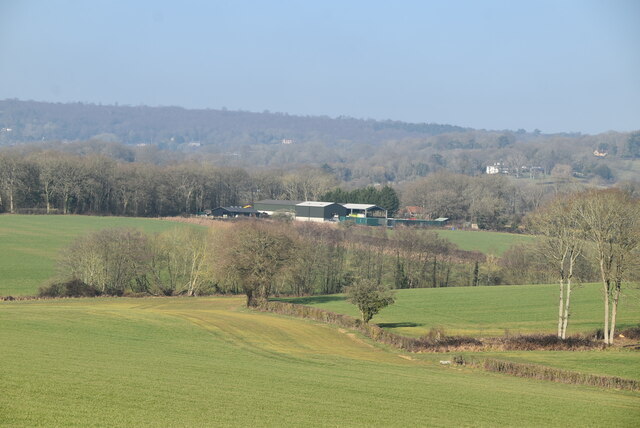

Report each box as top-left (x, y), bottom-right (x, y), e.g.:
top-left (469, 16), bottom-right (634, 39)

top-left (486, 162), bottom-right (507, 174)
top-left (281, 139), bottom-right (294, 145)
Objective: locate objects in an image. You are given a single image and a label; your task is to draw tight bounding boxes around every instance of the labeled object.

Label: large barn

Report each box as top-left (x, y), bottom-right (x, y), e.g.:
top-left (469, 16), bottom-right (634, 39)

top-left (294, 201), bottom-right (348, 222)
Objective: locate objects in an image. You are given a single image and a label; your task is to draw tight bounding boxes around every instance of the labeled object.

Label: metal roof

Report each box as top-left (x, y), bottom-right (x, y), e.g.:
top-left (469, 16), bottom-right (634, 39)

top-left (215, 206), bottom-right (260, 214)
top-left (434, 217), bottom-right (449, 221)
top-left (342, 203), bottom-right (384, 210)
top-left (296, 201), bottom-right (336, 207)
top-left (255, 199), bottom-right (302, 206)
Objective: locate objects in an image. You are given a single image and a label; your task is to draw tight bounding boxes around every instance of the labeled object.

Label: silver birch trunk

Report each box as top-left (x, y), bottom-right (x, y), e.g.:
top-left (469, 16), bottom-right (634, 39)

top-left (557, 278), bottom-right (564, 338)
top-left (609, 284), bottom-right (621, 344)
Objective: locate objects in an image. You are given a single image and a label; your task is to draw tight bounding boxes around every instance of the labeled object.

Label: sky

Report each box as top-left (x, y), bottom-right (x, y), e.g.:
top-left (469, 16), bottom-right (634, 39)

top-left (0, 0), bottom-right (639, 134)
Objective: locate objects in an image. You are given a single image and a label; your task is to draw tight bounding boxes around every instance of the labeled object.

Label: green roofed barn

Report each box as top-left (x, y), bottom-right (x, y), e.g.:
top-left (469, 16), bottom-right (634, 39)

top-left (295, 201), bottom-right (348, 222)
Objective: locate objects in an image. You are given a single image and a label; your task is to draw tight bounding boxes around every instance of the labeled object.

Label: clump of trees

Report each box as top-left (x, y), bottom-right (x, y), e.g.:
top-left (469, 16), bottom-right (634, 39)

top-left (526, 189), bottom-right (639, 344)
top-left (44, 227), bottom-right (215, 297)
top-left (574, 189), bottom-right (640, 345)
top-left (57, 228), bottom-right (152, 295)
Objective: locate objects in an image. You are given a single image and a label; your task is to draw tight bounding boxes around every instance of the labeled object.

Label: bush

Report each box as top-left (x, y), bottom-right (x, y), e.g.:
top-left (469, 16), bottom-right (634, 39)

top-left (38, 279), bottom-right (101, 298)
top-left (619, 326), bottom-right (640, 340)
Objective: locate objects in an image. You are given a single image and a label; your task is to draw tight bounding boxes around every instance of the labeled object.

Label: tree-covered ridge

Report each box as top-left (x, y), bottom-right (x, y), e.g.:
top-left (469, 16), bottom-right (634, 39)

top-left (0, 99), bottom-right (468, 147)
top-left (1, 100), bottom-right (638, 186)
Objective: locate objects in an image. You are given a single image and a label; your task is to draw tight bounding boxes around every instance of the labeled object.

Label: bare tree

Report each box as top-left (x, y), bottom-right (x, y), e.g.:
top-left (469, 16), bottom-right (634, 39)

top-left (220, 221), bottom-right (296, 306)
top-left (0, 152), bottom-right (27, 213)
top-left (59, 228), bottom-right (152, 295)
top-left (150, 227), bottom-right (211, 296)
top-left (527, 194), bottom-right (584, 338)
top-left (575, 189), bottom-right (640, 344)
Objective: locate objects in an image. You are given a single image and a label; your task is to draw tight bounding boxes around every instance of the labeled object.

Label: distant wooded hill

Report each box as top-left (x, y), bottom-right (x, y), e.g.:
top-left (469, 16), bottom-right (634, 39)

top-left (1, 99), bottom-right (638, 186)
top-left (0, 99), bottom-right (468, 147)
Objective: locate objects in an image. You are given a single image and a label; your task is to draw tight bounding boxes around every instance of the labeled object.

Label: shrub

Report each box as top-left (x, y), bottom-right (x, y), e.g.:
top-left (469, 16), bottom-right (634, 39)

top-left (619, 326), bottom-right (640, 340)
top-left (38, 279), bottom-right (101, 297)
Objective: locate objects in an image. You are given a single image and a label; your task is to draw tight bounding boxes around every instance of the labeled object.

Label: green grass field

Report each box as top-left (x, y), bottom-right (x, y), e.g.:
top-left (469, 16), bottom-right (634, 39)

top-left (436, 229), bottom-right (536, 255)
top-left (2, 296), bottom-right (638, 427)
top-left (284, 284), bottom-right (640, 337)
top-left (284, 284), bottom-right (640, 382)
top-left (0, 214), bottom-right (197, 296)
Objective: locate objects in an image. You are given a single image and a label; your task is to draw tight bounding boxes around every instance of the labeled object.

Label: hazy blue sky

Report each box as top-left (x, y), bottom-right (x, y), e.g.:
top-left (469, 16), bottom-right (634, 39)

top-left (1, 0), bottom-right (638, 134)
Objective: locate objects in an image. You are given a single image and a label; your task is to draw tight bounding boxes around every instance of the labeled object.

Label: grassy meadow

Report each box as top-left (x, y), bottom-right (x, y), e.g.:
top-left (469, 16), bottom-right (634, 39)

top-left (436, 229), bottom-right (535, 256)
top-left (0, 214), bottom-right (198, 296)
top-left (284, 284), bottom-right (640, 337)
top-left (2, 296), bottom-right (639, 427)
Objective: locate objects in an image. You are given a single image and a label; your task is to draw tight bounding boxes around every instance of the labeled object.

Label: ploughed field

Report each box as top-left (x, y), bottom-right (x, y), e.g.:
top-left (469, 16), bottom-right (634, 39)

top-left (2, 296), bottom-right (639, 427)
top-left (0, 214), bottom-right (197, 296)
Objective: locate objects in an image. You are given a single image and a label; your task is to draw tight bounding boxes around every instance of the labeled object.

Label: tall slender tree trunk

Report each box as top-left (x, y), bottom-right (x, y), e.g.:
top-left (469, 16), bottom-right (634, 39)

top-left (561, 256), bottom-right (575, 339)
top-left (609, 283), bottom-right (621, 344)
top-left (557, 278), bottom-right (565, 338)
top-left (599, 257), bottom-right (611, 344)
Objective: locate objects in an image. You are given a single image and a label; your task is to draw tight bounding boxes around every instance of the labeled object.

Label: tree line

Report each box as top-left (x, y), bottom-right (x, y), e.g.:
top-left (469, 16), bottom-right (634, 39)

top-left (1, 150), bottom-right (402, 216)
top-left (6, 147), bottom-right (636, 230)
top-left (43, 220), bottom-right (485, 301)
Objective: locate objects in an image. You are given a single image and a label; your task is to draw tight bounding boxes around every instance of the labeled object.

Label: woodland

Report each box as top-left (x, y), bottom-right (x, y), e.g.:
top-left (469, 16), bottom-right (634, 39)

top-left (1, 100), bottom-right (639, 229)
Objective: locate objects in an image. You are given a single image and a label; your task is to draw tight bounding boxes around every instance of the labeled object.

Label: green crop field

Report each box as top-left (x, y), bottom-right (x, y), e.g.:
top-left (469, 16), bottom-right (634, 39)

top-left (284, 284), bottom-right (640, 382)
top-left (2, 296), bottom-right (638, 427)
top-left (0, 214), bottom-right (197, 296)
top-left (284, 284), bottom-right (640, 337)
top-left (436, 229), bottom-right (536, 255)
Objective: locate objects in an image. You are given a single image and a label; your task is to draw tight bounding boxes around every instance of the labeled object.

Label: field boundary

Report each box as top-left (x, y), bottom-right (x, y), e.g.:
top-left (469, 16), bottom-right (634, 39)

top-left (258, 300), bottom-right (603, 352)
top-left (259, 301), bottom-right (640, 391)
top-left (481, 358), bottom-right (640, 391)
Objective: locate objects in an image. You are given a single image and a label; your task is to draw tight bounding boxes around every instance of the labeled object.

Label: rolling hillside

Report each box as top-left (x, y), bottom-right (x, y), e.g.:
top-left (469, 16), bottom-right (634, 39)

top-left (1, 296), bottom-right (638, 427)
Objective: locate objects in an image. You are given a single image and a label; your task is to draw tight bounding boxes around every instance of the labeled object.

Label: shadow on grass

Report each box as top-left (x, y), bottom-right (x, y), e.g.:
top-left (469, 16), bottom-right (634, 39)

top-left (377, 322), bottom-right (423, 329)
top-left (276, 295), bottom-right (346, 305)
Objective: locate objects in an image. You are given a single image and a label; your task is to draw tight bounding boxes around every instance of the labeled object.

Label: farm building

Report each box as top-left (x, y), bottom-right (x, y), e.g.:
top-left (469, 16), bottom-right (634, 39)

top-left (342, 203), bottom-right (387, 219)
top-left (253, 199), bottom-right (301, 216)
top-left (211, 206), bottom-right (262, 218)
top-left (295, 201), bottom-right (348, 222)
top-left (340, 203), bottom-right (388, 226)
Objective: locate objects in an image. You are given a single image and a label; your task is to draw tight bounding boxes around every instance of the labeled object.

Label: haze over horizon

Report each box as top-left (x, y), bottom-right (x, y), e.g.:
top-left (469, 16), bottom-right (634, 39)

top-left (1, 0), bottom-right (639, 135)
